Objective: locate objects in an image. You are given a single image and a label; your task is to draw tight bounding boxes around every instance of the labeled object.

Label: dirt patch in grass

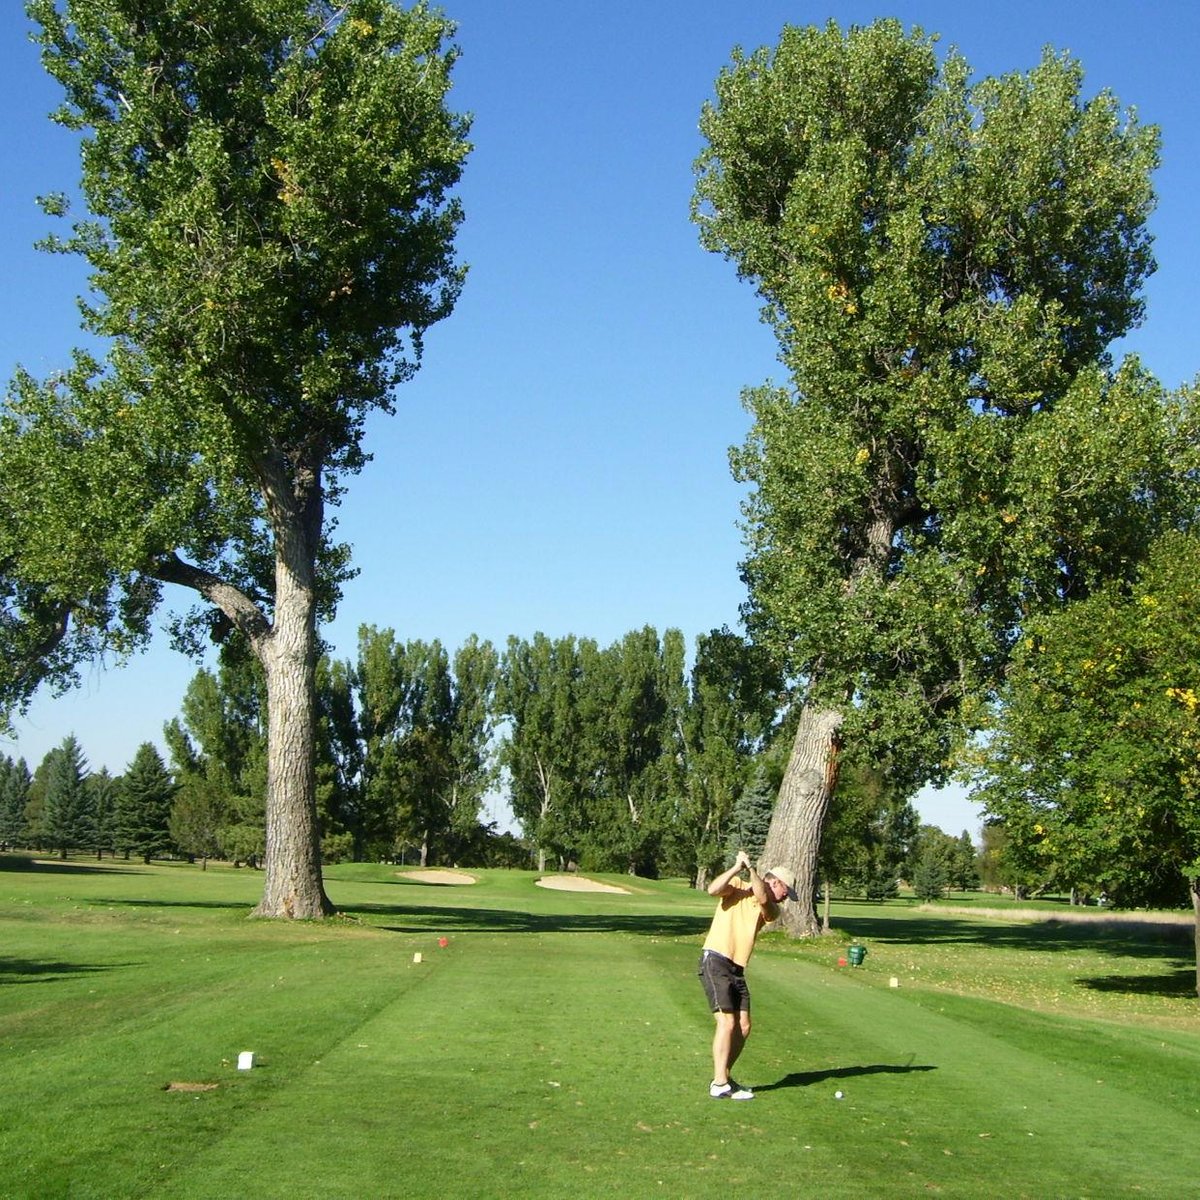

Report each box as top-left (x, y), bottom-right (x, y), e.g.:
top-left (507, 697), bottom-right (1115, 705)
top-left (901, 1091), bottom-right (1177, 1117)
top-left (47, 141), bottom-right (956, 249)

top-left (397, 869), bottom-right (477, 885)
top-left (164, 1082), bottom-right (219, 1092)
top-left (536, 874), bottom-right (630, 894)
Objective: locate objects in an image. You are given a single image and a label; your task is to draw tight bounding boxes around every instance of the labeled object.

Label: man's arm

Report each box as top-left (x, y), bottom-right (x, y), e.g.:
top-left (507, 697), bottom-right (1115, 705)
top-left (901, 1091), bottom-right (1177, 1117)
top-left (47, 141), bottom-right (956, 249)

top-left (707, 849), bottom-right (751, 897)
top-left (747, 862), bottom-right (780, 920)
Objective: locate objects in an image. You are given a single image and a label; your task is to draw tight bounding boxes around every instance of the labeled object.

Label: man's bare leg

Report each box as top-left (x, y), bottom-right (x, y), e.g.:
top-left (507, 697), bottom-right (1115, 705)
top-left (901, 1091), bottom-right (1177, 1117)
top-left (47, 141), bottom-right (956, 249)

top-left (712, 1010), bottom-right (752, 1083)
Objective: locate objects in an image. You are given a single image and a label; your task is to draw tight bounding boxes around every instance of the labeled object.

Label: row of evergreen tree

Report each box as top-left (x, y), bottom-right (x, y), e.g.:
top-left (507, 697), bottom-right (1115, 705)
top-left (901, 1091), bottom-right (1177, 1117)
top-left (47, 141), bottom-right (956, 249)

top-left (0, 737), bottom-right (175, 863)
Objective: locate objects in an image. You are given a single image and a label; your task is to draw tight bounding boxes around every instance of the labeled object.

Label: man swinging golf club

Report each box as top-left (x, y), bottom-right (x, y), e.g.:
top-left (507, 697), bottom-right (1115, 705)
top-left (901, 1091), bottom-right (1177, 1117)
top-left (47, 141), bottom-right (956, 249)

top-left (698, 850), bottom-right (797, 1100)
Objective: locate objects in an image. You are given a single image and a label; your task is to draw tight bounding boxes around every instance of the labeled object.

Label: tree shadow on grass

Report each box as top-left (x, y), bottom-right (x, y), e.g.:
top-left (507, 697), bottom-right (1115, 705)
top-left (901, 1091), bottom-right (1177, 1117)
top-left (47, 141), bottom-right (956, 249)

top-left (92, 898), bottom-right (256, 911)
top-left (0, 857), bottom-right (140, 875)
top-left (754, 1062), bottom-right (937, 1092)
top-left (0, 956), bottom-right (128, 984)
top-left (87, 897), bottom-right (711, 937)
top-left (1078, 968), bottom-right (1198, 999)
top-left (351, 902), bottom-right (710, 938)
top-left (832, 910), bottom-right (1192, 962)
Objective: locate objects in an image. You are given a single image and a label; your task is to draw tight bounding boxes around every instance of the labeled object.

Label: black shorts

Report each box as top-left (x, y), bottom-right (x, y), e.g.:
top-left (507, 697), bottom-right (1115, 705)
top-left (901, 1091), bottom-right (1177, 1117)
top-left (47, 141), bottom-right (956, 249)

top-left (698, 949), bottom-right (750, 1013)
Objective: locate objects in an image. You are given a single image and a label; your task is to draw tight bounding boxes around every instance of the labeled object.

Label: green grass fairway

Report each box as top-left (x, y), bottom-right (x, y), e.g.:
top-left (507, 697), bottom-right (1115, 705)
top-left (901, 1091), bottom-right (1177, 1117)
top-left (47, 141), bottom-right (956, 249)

top-left (3, 857), bottom-right (1198, 1198)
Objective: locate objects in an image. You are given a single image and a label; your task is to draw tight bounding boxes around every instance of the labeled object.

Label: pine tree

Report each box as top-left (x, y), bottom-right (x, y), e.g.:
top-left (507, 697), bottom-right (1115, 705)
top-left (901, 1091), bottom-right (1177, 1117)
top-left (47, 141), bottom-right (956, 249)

top-left (43, 735), bottom-right (92, 858)
top-left (950, 831), bottom-right (981, 892)
top-left (0, 755), bottom-right (31, 849)
top-left (726, 766), bottom-right (775, 865)
top-left (911, 846), bottom-right (950, 902)
top-left (119, 744), bottom-right (176, 864)
top-left (23, 756), bottom-right (50, 851)
top-left (89, 769), bottom-right (118, 858)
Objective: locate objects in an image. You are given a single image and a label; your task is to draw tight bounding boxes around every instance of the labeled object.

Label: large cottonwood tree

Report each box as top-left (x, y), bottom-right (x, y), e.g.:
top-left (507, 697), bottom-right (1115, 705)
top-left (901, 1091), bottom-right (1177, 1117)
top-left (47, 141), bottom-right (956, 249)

top-left (0, 1), bottom-right (470, 915)
top-left (694, 19), bottom-right (1166, 932)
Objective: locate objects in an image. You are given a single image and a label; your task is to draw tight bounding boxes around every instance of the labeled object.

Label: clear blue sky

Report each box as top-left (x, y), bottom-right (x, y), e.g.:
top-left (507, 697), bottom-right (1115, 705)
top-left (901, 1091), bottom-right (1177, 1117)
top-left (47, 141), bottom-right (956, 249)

top-left (2, 1), bottom-right (1197, 837)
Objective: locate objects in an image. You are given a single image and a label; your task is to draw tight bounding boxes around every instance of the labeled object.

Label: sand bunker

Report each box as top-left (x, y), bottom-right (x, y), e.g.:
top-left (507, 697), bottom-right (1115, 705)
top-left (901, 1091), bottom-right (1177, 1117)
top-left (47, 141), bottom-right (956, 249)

top-left (398, 869), bottom-right (477, 885)
top-left (536, 874), bottom-right (630, 894)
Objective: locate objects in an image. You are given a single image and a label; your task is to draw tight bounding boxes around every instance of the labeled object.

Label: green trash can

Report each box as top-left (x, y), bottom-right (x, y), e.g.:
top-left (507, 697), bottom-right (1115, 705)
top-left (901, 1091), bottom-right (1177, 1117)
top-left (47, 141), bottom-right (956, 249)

top-left (847, 943), bottom-right (867, 967)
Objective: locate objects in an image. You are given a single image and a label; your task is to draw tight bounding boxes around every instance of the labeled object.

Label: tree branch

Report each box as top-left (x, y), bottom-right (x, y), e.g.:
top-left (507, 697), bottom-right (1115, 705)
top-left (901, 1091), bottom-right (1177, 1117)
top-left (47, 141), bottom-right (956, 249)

top-left (150, 553), bottom-right (271, 644)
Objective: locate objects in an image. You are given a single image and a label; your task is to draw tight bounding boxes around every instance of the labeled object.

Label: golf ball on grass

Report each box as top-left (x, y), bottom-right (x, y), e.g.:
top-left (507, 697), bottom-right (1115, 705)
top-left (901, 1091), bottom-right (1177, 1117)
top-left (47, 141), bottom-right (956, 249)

top-left (834, 1090), bottom-right (844, 1099)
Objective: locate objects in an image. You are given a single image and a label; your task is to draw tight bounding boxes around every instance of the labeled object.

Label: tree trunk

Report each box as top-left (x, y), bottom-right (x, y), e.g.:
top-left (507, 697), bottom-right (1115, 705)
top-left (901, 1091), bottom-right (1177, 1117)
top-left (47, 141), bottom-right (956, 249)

top-left (694, 808), bottom-right (713, 891)
top-left (252, 621), bottom-right (332, 917)
top-left (534, 760), bottom-right (552, 875)
top-left (251, 474), bottom-right (333, 919)
top-left (760, 705), bottom-right (844, 936)
top-left (1191, 876), bottom-right (1199, 1000)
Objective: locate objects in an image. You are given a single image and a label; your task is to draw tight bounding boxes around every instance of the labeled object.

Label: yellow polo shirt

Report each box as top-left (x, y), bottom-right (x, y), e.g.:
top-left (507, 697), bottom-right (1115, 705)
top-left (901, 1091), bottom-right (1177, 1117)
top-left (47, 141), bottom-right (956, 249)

top-left (702, 884), bottom-right (779, 968)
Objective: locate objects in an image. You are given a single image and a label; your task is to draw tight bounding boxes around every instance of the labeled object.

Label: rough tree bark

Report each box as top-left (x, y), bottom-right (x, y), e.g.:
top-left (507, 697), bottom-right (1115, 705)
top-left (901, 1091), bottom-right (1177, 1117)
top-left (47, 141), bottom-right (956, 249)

top-left (255, 623), bottom-right (331, 918)
top-left (759, 706), bottom-right (844, 936)
top-left (248, 453), bottom-right (333, 918)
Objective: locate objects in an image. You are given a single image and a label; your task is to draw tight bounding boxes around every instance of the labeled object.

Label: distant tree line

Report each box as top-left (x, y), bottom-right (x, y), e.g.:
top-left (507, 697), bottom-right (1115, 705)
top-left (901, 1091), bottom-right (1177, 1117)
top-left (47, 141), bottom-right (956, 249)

top-left (3, 622), bottom-right (988, 895)
top-left (156, 624), bottom-right (782, 881)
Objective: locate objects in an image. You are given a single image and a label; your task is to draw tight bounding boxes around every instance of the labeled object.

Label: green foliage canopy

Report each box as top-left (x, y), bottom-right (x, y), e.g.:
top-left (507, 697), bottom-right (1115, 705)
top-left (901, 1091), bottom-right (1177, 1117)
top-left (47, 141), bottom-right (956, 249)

top-left (163, 643), bottom-right (268, 862)
top-left (2, 1), bottom-right (470, 701)
top-left (972, 528), bottom-right (1200, 910)
top-left (694, 19), bottom-right (1165, 790)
